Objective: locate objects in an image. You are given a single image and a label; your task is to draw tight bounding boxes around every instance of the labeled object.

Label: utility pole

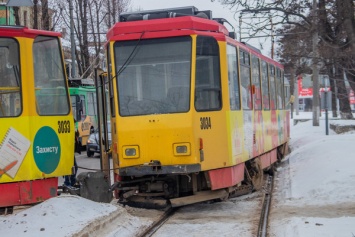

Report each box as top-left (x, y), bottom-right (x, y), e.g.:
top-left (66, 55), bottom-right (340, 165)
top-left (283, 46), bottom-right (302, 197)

top-left (69, 0), bottom-right (76, 78)
top-left (312, 0), bottom-right (320, 126)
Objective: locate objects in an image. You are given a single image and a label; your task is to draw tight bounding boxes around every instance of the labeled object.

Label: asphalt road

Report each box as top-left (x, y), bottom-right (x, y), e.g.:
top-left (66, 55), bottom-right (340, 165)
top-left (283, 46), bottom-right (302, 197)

top-left (58, 151), bottom-right (112, 186)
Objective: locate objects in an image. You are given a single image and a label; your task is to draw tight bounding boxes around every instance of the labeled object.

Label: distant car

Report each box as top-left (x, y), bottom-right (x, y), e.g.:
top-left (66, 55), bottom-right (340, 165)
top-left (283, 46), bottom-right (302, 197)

top-left (86, 123), bottom-right (111, 157)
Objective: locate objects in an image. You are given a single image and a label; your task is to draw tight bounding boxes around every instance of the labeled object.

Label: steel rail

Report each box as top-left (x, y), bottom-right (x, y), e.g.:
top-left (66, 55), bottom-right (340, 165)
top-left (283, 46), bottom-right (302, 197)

top-left (257, 174), bottom-right (274, 237)
top-left (138, 206), bottom-right (177, 237)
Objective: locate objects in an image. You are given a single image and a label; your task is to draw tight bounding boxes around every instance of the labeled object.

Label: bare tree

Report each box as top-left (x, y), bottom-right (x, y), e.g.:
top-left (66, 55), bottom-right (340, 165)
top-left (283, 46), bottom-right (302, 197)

top-left (49, 0), bottom-right (131, 78)
top-left (218, 0), bottom-right (354, 119)
top-left (103, 0), bottom-right (131, 28)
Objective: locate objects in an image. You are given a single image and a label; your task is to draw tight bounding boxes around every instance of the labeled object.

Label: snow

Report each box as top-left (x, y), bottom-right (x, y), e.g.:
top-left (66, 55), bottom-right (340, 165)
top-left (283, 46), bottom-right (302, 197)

top-left (1, 112), bottom-right (355, 236)
top-left (269, 112), bottom-right (355, 237)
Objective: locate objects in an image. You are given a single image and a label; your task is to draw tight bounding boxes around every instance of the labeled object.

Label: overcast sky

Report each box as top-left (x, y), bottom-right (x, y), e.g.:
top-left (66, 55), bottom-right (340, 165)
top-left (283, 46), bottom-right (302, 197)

top-left (129, 0), bottom-right (273, 57)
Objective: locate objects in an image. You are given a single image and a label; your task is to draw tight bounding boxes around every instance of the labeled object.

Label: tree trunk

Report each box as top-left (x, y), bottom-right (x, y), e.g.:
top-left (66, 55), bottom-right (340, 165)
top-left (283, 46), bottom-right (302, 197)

top-left (335, 64), bottom-right (353, 119)
top-left (13, 7), bottom-right (20, 25)
top-left (312, 0), bottom-right (320, 126)
top-left (41, 0), bottom-right (50, 30)
top-left (338, 0), bottom-right (355, 94)
top-left (329, 68), bottom-right (338, 118)
top-left (33, 0), bottom-right (38, 29)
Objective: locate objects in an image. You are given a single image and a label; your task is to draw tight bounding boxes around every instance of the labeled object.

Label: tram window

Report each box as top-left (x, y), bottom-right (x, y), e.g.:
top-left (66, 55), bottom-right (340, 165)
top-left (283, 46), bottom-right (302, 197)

top-left (284, 83), bottom-right (291, 110)
top-left (107, 44), bottom-right (115, 117)
top-left (115, 36), bottom-right (191, 116)
top-left (79, 95), bottom-right (86, 119)
top-left (195, 36), bottom-right (222, 111)
top-left (269, 65), bottom-right (277, 110)
top-left (261, 61), bottom-right (270, 110)
top-left (227, 44), bottom-right (240, 110)
top-left (33, 36), bottom-right (69, 115)
top-left (70, 95), bottom-right (81, 122)
top-left (276, 69), bottom-right (284, 109)
top-left (252, 55), bottom-right (262, 110)
top-left (240, 50), bottom-right (252, 110)
top-left (87, 92), bottom-right (97, 117)
top-left (0, 38), bottom-right (21, 117)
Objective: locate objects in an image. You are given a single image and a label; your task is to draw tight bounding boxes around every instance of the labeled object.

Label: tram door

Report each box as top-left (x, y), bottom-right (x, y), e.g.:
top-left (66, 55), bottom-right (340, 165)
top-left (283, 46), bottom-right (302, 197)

top-left (95, 68), bottom-right (110, 179)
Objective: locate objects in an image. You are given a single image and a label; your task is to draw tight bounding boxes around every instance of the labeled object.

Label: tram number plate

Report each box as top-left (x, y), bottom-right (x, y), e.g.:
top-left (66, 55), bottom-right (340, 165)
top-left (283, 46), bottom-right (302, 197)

top-left (58, 120), bottom-right (70, 133)
top-left (200, 117), bottom-right (212, 130)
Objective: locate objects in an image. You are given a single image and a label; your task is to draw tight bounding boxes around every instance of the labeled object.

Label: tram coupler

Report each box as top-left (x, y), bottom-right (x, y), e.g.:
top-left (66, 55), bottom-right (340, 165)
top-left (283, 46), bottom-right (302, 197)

top-left (77, 171), bottom-right (113, 203)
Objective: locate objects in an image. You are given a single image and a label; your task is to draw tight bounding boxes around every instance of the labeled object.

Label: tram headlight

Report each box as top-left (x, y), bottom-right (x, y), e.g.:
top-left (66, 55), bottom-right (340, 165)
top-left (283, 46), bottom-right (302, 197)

top-left (125, 148), bottom-right (136, 156)
top-left (173, 143), bottom-right (190, 156)
top-left (176, 146), bottom-right (187, 153)
top-left (123, 145), bottom-right (139, 158)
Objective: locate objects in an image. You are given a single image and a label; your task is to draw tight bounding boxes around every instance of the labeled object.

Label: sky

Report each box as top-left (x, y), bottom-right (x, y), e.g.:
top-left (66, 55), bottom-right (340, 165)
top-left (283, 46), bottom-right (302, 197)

top-left (1, 112), bottom-right (355, 236)
top-left (128, 0), bottom-right (273, 57)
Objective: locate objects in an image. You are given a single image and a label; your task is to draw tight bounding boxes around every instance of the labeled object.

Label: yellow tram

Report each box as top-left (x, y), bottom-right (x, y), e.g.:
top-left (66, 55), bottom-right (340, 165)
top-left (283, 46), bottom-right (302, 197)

top-left (99, 6), bottom-right (290, 207)
top-left (0, 26), bottom-right (74, 208)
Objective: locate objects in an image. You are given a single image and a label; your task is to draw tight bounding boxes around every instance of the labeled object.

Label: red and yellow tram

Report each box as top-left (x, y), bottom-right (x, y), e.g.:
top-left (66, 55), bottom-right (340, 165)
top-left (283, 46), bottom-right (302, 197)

top-left (100, 6), bottom-right (290, 207)
top-left (0, 26), bottom-right (74, 209)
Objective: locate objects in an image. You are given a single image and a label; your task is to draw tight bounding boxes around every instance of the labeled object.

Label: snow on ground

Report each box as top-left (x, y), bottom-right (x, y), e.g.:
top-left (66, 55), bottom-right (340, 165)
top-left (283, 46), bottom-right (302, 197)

top-left (269, 113), bottom-right (355, 237)
top-left (1, 112), bottom-right (354, 237)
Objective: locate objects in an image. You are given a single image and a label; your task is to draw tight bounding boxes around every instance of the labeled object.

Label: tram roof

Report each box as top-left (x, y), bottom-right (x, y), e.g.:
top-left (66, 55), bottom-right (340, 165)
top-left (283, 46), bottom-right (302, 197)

top-left (107, 6), bottom-right (232, 41)
top-left (108, 6), bottom-right (283, 69)
top-left (0, 25), bottom-right (61, 38)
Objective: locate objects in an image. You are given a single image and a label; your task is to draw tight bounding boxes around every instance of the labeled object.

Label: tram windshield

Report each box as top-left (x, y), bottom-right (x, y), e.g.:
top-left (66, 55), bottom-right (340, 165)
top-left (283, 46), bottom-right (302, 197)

top-left (114, 36), bottom-right (191, 116)
top-left (33, 36), bottom-right (70, 115)
top-left (0, 38), bottom-right (21, 117)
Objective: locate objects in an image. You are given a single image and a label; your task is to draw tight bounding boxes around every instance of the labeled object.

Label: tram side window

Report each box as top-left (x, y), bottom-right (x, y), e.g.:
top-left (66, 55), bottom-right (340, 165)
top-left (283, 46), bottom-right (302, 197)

top-left (33, 36), bottom-right (69, 115)
top-left (0, 38), bottom-right (21, 117)
top-left (252, 55), bottom-right (262, 110)
top-left (70, 95), bottom-right (81, 122)
top-left (107, 44), bottom-right (115, 117)
top-left (276, 68), bottom-right (284, 109)
top-left (79, 95), bottom-right (86, 120)
top-left (284, 83), bottom-right (291, 110)
top-left (261, 61), bottom-right (270, 110)
top-left (227, 44), bottom-right (240, 110)
top-left (195, 36), bottom-right (221, 111)
top-left (269, 65), bottom-right (277, 110)
top-left (240, 50), bottom-right (252, 110)
top-left (87, 92), bottom-right (97, 117)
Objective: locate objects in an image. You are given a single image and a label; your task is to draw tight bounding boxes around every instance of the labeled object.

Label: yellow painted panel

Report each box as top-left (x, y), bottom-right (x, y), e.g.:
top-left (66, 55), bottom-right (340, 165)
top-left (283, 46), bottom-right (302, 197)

top-left (0, 116), bottom-right (74, 183)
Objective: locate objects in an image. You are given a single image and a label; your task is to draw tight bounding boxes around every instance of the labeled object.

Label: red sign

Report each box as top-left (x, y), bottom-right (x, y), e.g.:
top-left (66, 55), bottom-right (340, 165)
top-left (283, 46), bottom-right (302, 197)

top-left (350, 89), bottom-right (355, 104)
top-left (298, 78), bottom-right (313, 97)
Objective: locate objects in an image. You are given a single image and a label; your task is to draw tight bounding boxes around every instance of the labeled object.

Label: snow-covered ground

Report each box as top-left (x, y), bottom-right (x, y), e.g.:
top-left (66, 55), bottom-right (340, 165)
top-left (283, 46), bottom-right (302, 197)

top-left (269, 112), bottom-right (355, 237)
top-left (1, 112), bottom-right (354, 237)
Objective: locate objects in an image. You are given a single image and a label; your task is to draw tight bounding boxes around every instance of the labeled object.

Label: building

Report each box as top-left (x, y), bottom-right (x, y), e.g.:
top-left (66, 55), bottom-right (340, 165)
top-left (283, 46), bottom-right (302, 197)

top-left (297, 74), bottom-right (355, 112)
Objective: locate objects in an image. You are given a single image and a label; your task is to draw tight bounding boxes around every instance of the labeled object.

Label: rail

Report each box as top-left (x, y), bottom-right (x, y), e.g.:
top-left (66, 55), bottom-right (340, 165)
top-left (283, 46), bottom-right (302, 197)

top-left (257, 174), bottom-right (274, 237)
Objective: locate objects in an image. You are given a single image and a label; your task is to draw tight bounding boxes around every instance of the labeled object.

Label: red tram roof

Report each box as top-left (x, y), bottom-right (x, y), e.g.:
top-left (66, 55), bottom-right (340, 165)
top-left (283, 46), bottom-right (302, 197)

top-left (0, 26), bottom-right (61, 38)
top-left (106, 15), bottom-right (283, 69)
top-left (107, 16), bottom-right (229, 41)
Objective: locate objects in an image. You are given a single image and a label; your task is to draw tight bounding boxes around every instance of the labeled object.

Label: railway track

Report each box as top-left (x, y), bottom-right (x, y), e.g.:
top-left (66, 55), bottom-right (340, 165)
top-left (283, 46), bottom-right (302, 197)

top-left (137, 206), bottom-right (177, 237)
top-left (136, 173), bottom-right (274, 237)
top-left (257, 174), bottom-right (274, 237)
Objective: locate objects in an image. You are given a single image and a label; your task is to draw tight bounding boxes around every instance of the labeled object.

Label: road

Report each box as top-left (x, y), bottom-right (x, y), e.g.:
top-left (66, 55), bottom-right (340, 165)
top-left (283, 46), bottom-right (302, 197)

top-left (58, 151), bottom-right (112, 186)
